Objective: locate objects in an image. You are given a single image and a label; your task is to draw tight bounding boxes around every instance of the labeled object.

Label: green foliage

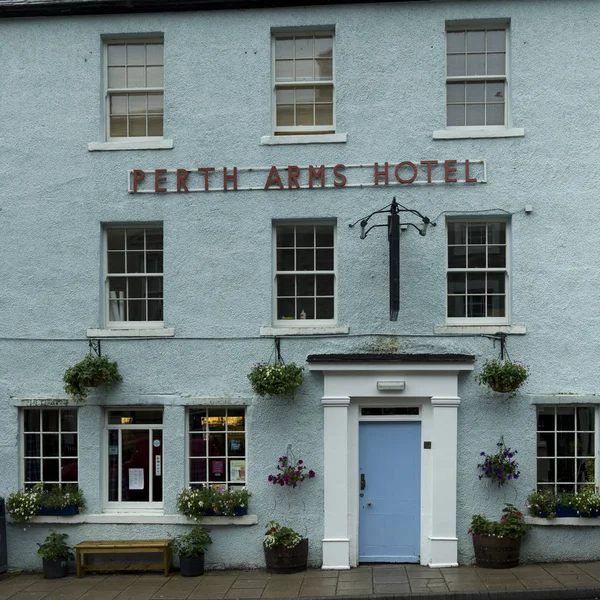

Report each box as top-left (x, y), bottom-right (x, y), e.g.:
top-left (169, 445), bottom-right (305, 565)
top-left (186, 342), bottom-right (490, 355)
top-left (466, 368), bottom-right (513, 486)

top-left (176, 487), bottom-right (251, 519)
top-left (469, 504), bottom-right (531, 539)
top-left (475, 358), bottom-right (529, 395)
top-left (7, 488), bottom-right (42, 523)
top-left (247, 362), bottom-right (304, 397)
top-left (477, 441), bottom-right (520, 486)
top-left (37, 530), bottom-right (74, 561)
top-left (263, 521), bottom-right (303, 549)
top-left (526, 489), bottom-right (562, 519)
top-left (38, 484), bottom-right (87, 511)
top-left (63, 354), bottom-right (122, 402)
top-left (169, 527), bottom-right (212, 557)
top-left (568, 488), bottom-right (600, 517)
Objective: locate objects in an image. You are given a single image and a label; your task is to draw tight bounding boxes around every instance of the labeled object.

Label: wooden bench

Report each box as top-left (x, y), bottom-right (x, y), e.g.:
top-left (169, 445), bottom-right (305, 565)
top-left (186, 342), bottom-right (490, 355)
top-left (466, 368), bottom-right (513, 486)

top-left (74, 540), bottom-right (172, 578)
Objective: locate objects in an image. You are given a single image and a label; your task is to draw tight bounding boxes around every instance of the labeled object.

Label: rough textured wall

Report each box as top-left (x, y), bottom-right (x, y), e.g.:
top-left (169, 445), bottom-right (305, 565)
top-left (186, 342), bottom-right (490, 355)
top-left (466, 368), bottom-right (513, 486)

top-left (1, 0), bottom-right (600, 570)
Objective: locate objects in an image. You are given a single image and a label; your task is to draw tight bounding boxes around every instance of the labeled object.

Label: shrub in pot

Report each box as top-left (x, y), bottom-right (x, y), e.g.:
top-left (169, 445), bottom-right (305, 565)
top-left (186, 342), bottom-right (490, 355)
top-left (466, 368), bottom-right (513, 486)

top-left (247, 361), bottom-right (304, 397)
top-left (170, 527), bottom-right (212, 577)
top-left (469, 504), bottom-right (531, 568)
top-left (475, 358), bottom-right (528, 395)
top-left (263, 521), bottom-right (308, 574)
top-left (37, 530), bottom-right (74, 579)
top-left (63, 354), bottom-right (122, 402)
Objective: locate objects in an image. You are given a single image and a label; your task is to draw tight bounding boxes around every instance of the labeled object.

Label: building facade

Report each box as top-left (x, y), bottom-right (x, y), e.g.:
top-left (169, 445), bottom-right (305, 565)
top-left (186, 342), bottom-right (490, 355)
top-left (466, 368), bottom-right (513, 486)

top-left (1, 0), bottom-right (600, 571)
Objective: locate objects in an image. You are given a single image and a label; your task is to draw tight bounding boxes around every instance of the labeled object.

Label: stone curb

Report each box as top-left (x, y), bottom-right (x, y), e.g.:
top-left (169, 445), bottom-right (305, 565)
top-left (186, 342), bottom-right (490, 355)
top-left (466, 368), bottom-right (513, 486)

top-left (276, 590), bottom-right (600, 600)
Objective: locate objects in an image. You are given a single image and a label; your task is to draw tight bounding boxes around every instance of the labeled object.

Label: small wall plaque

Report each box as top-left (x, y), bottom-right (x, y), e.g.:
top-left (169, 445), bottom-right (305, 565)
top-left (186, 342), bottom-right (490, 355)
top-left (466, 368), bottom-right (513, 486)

top-left (424, 441), bottom-right (432, 449)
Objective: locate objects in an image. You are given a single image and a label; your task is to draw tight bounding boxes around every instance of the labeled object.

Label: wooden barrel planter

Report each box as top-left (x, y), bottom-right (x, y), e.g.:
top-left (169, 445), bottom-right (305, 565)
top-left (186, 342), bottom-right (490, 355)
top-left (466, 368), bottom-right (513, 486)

top-left (472, 535), bottom-right (521, 569)
top-left (264, 538), bottom-right (308, 574)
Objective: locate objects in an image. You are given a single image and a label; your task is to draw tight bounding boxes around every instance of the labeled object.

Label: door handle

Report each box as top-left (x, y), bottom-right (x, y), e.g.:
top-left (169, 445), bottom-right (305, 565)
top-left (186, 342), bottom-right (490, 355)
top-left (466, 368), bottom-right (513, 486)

top-left (360, 474), bottom-right (366, 490)
top-left (367, 502), bottom-right (372, 506)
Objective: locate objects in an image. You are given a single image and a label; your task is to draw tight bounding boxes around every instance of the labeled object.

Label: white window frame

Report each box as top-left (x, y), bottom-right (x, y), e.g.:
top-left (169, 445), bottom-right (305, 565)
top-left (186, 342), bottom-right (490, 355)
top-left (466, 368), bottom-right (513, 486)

top-left (273, 221), bottom-right (337, 328)
top-left (104, 37), bottom-right (165, 143)
top-left (103, 224), bottom-right (164, 329)
top-left (20, 407), bottom-right (79, 487)
top-left (536, 406), bottom-right (598, 493)
top-left (446, 219), bottom-right (510, 325)
top-left (186, 407), bottom-right (247, 489)
top-left (443, 23), bottom-right (512, 135)
top-left (271, 30), bottom-right (336, 136)
top-left (103, 408), bottom-right (164, 511)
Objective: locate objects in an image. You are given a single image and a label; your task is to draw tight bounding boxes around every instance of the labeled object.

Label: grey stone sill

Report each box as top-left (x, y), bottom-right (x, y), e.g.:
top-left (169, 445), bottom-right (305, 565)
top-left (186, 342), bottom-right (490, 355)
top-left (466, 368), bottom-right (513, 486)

top-left (260, 133), bottom-right (347, 145)
top-left (14, 514), bottom-right (257, 525)
top-left (87, 328), bottom-right (174, 338)
top-left (529, 394), bottom-right (600, 405)
top-left (526, 516), bottom-right (600, 526)
top-left (432, 127), bottom-right (525, 140)
top-left (260, 326), bottom-right (349, 336)
top-left (87, 140), bottom-right (174, 151)
top-left (434, 324), bottom-right (526, 335)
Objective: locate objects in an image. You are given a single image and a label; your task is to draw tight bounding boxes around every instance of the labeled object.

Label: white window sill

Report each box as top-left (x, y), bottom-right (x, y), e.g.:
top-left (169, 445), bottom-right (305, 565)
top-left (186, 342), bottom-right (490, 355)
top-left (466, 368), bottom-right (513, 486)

top-left (15, 514), bottom-right (258, 526)
top-left (526, 516), bottom-right (600, 527)
top-left (434, 324), bottom-right (526, 335)
top-left (260, 133), bottom-right (347, 145)
top-left (87, 328), bottom-right (174, 338)
top-left (529, 394), bottom-right (600, 405)
top-left (260, 325), bottom-right (349, 337)
top-left (432, 128), bottom-right (525, 140)
top-left (87, 140), bottom-right (174, 152)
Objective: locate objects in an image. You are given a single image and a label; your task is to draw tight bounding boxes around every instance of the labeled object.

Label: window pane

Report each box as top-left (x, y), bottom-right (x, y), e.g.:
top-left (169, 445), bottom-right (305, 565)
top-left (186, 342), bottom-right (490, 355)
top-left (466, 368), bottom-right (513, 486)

top-left (148, 115), bottom-right (163, 136)
top-left (227, 410), bottom-right (245, 431)
top-left (487, 222), bottom-right (506, 244)
top-left (42, 435), bottom-right (59, 457)
top-left (61, 459), bottom-right (78, 482)
top-left (447, 54), bottom-right (465, 76)
top-left (129, 95), bottom-right (146, 114)
top-left (447, 104), bottom-right (465, 126)
top-left (466, 104), bottom-right (485, 126)
top-left (296, 249), bottom-right (314, 270)
top-left (557, 432), bottom-right (575, 456)
top-left (466, 273), bottom-right (485, 294)
top-left (25, 459), bottom-right (40, 482)
top-left (316, 297), bottom-right (334, 319)
top-left (578, 433), bottom-right (594, 456)
top-left (466, 53), bottom-right (485, 76)
top-left (147, 66), bottom-right (163, 87)
top-left (276, 88), bottom-right (294, 105)
top-left (25, 434), bottom-right (40, 457)
top-left (487, 273), bottom-right (505, 293)
top-left (127, 251), bottom-right (145, 273)
top-left (316, 274), bottom-right (334, 295)
top-left (467, 246), bottom-right (486, 268)
top-left (537, 432), bottom-right (555, 457)
top-left (578, 407), bottom-right (595, 430)
top-left (487, 295), bottom-right (505, 317)
top-left (487, 30), bottom-right (505, 52)
top-left (315, 104), bottom-right (333, 126)
top-left (108, 67), bottom-right (126, 89)
top-left (276, 105), bottom-right (294, 126)
top-left (297, 227), bottom-right (314, 246)
top-left (296, 104), bottom-right (313, 126)
top-left (447, 82), bottom-right (465, 103)
top-left (277, 297), bottom-right (295, 320)
top-left (277, 249), bottom-right (295, 271)
top-left (129, 116), bottom-right (146, 136)
top-left (146, 44), bottom-right (164, 65)
top-left (448, 295), bottom-right (465, 318)
top-left (537, 407), bottom-right (555, 431)
top-left (110, 116), bottom-right (127, 138)
top-left (488, 244), bottom-right (506, 267)
top-left (315, 58), bottom-right (332, 80)
top-left (315, 37), bottom-right (333, 58)
top-left (24, 409), bottom-right (40, 432)
top-left (61, 434), bottom-right (77, 457)
top-left (43, 459), bottom-right (59, 482)
top-left (295, 37), bottom-right (313, 59)
top-left (295, 59), bottom-right (313, 81)
top-left (446, 31), bottom-right (465, 53)
top-left (466, 31), bottom-right (485, 52)
top-left (127, 44), bottom-right (145, 66)
top-left (486, 82), bottom-right (504, 103)
top-left (486, 103), bottom-right (504, 126)
top-left (557, 407), bottom-right (575, 430)
top-left (127, 66), bottom-right (145, 88)
top-left (448, 222), bottom-right (466, 245)
top-left (448, 246), bottom-right (466, 268)
top-left (128, 300), bottom-right (146, 321)
top-left (107, 44), bottom-right (126, 66)
top-left (466, 82), bottom-right (485, 103)
top-left (128, 277), bottom-right (145, 298)
top-left (277, 275), bottom-right (295, 296)
top-left (275, 38), bottom-right (293, 60)
top-left (537, 458), bottom-right (555, 483)
top-left (110, 95), bottom-right (127, 115)
top-left (467, 295), bottom-right (485, 317)
top-left (316, 226), bottom-right (334, 246)
top-left (148, 94), bottom-right (164, 113)
top-left (297, 275), bottom-right (314, 296)
top-left (486, 53), bottom-right (505, 75)
top-left (468, 225), bottom-right (486, 244)
top-left (189, 409), bottom-right (206, 432)
top-left (42, 411), bottom-right (59, 432)
top-left (275, 60), bottom-right (294, 81)
top-left (448, 273), bottom-right (465, 294)
top-left (557, 459), bottom-right (575, 482)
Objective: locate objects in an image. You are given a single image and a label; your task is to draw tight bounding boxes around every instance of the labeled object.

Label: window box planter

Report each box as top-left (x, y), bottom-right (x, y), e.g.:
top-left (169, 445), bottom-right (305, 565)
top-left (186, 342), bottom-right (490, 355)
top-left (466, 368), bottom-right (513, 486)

top-left (203, 506), bottom-right (247, 517)
top-left (264, 538), bottom-right (308, 574)
top-left (38, 504), bottom-right (79, 517)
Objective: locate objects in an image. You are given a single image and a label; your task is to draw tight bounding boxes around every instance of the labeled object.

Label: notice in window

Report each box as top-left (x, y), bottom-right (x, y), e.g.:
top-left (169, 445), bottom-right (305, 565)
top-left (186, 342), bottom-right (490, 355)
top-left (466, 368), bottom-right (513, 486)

top-left (230, 460), bottom-right (245, 482)
top-left (129, 468), bottom-right (145, 490)
top-left (211, 460), bottom-right (225, 476)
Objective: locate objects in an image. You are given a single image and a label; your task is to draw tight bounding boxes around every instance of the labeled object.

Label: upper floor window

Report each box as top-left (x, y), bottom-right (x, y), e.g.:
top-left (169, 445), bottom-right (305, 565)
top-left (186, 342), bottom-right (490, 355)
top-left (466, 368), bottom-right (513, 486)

top-left (272, 32), bottom-right (335, 135)
top-left (105, 225), bottom-right (163, 327)
top-left (274, 223), bottom-right (336, 325)
top-left (22, 408), bottom-right (78, 486)
top-left (446, 27), bottom-right (507, 128)
top-left (537, 406), bottom-right (596, 493)
top-left (106, 40), bottom-right (164, 140)
top-left (446, 221), bottom-right (508, 323)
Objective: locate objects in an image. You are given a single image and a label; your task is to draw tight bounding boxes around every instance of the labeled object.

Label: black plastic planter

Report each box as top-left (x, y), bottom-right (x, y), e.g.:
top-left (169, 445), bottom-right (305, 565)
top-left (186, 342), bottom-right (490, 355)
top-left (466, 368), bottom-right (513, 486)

top-left (179, 555), bottom-right (205, 577)
top-left (42, 558), bottom-right (69, 579)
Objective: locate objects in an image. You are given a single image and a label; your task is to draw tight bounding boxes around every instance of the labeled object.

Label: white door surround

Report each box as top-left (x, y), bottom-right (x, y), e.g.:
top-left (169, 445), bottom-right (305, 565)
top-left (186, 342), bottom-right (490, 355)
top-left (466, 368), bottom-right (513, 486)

top-left (307, 353), bottom-right (475, 570)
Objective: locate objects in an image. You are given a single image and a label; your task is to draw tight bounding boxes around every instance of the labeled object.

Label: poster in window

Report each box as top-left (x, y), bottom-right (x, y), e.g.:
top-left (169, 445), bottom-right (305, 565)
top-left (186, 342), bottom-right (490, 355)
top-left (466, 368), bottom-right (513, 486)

top-left (230, 460), bottom-right (246, 482)
top-left (211, 460), bottom-right (225, 476)
top-left (129, 468), bottom-right (144, 490)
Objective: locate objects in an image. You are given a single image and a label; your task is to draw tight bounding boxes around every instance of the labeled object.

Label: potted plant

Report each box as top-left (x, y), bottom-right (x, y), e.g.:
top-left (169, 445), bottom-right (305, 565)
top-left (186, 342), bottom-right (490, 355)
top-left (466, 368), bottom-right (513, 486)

top-left (37, 530), bottom-right (74, 579)
top-left (176, 487), bottom-right (251, 519)
top-left (469, 504), bottom-right (531, 568)
top-left (6, 487), bottom-right (42, 523)
top-left (475, 358), bottom-right (528, 395)
top-left (38, 484), bottom-right (87, 516)
top-left (268, 455), bottom-right (315, 488)
top-left (170, 527), bottom-right (212, 577)
top-left (477, 441), bottom-right (520, 487)
top-left (63, 354), bottom-right (122, 402)
top-left (529, 488), bottom-right (600, 518)
top-left (526, 489), bottom-right (563, 519)
top-left (263, 521), bottom-right (308, 574)
top-left (247, 361), bottom-right (304, 397)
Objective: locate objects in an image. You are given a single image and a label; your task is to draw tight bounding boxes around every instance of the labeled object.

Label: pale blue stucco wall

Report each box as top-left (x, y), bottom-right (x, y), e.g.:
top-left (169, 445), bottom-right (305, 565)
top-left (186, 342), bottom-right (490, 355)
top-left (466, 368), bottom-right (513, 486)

top-left (1, 0), bottom-right (600, 570)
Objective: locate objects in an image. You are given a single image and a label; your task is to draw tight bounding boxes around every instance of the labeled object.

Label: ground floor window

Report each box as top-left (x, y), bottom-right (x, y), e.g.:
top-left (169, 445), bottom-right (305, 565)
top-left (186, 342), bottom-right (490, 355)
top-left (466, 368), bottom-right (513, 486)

top-left (537, 406), bottom-right (596, 492)
top-left (106, 408), bottom-right (163, 505)
top-left (188, 408), bottom-right (246, 489)
top-left (22, 408), bottom-right (78, 486)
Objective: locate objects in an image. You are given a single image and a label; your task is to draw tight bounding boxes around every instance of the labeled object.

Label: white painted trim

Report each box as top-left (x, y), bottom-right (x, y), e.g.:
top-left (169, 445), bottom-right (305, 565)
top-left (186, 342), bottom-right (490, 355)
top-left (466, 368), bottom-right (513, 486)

top-left (434, 324), bottom-right (526, 335)
top-left (529, 394), bottom-right (600, 405)
top-left (432, 128), bottom-right (524, 140)
top-left (526, 516), bottom-right (600, 527)
top-left (260, 133), bottom-right (347, 145)
top-left (14, 514), bottom-right (258, 525)
top-left (87, 328), bottom-right (174, 338)
top-left (429, 562), bottom-right (459, 568)
top-left (88, 140), bottom-right (174, 151)
top-left (260, 326), bottom-right (348, 337)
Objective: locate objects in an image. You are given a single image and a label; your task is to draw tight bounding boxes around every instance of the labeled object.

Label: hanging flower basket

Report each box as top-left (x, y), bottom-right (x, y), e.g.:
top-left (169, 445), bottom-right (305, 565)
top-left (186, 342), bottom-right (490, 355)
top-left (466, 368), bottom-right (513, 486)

top-left (475, 359), bottom-right (528, 394)
top-left (63, 354), bottom-right (122, 402)
top-left (247, 361), bottom-right (304, 397)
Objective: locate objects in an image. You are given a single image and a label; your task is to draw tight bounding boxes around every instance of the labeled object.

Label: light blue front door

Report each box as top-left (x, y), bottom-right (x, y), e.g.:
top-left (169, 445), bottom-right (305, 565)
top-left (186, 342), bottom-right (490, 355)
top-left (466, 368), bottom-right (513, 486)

top-left (359, 421), bottom-right (421, 563)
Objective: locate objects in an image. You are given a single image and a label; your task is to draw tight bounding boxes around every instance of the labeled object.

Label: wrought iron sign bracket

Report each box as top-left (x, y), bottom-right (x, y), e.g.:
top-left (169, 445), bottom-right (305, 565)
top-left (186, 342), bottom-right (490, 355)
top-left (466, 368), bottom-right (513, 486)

top-left (89, 339), bottom-right (101, 357)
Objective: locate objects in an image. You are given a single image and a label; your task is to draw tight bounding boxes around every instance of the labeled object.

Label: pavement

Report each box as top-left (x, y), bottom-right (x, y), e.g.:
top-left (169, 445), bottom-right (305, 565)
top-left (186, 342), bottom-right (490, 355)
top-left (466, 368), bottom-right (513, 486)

top-left (3, 563), bottom-right (600, 600)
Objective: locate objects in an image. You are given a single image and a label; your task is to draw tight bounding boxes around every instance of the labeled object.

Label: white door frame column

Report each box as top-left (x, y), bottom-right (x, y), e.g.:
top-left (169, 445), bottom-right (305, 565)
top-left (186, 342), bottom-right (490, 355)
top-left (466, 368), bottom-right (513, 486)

top-left (308, 354), bottom-right (474, 570)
